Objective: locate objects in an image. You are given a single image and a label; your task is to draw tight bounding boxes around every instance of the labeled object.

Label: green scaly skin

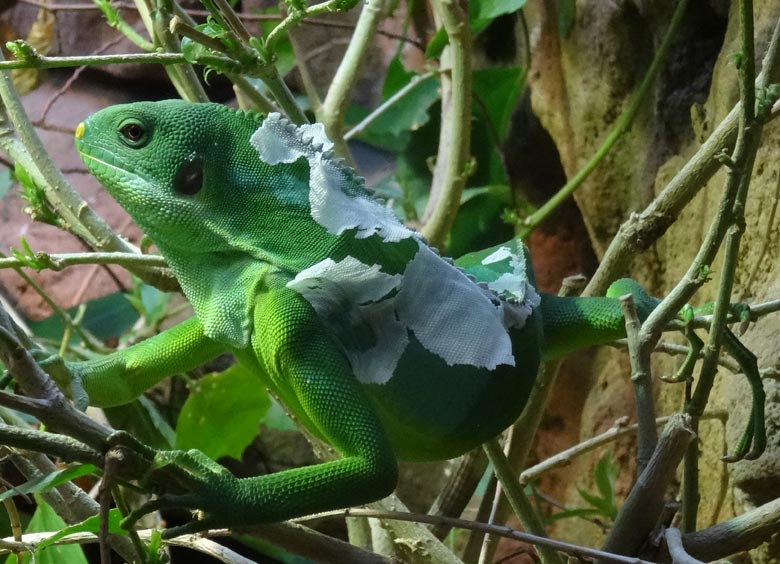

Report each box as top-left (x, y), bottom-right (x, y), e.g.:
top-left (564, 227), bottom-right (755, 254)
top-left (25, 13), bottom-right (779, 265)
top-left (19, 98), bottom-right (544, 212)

top-left (66, 100), bottom-right (735, 533)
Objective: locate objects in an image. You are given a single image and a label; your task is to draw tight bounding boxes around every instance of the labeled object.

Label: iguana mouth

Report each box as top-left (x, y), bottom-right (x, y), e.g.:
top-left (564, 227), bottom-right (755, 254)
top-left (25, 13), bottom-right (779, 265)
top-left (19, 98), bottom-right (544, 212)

top-left (76, 137), bottom-right (144, 194)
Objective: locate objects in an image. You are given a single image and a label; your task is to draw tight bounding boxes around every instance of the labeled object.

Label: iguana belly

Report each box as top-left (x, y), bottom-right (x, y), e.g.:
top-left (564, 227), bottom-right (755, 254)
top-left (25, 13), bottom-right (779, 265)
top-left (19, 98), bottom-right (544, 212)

top-left (363, 312), bottom-right (542, 461)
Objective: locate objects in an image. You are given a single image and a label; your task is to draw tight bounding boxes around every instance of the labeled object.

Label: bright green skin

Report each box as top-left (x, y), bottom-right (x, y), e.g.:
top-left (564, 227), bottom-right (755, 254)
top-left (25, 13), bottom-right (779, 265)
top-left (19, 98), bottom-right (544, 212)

top-left (73, 100), bottom-right (657, 527)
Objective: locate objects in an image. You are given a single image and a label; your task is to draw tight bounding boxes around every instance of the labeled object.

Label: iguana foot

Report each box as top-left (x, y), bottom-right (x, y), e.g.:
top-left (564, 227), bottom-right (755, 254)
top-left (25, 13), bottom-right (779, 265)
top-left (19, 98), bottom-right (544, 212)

top-left (120, 448), bottom-right (243, 535)
top-left (668, 304), bottom-right (764, 461)
top-left (722, 328), bottom-right (765, 461)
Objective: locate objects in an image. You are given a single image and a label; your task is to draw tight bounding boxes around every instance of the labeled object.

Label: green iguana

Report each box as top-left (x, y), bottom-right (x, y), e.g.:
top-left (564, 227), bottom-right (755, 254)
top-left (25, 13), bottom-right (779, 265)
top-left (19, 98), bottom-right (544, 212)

top-left (64, 100), bottom-right (761, 534)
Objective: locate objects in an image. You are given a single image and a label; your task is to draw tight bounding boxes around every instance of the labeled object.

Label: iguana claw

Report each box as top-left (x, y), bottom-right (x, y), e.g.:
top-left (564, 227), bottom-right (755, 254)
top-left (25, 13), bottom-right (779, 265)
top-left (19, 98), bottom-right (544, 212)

top-left (119, 447), bottom-right (242, 535)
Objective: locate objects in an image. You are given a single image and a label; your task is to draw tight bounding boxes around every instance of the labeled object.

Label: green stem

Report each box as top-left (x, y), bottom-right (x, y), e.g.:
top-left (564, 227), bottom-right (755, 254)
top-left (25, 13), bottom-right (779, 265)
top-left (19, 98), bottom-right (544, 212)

top-left (256, 65), bottom-right (308, 124)
top-left (0, 52), bottom-right (187, 70)
top-left (421, 0), bottom-right (472, 249)
top-left (228, 74), bottom-right (277, 114)
top-left (620, 294), bottom-right (658, 475)
top-left (0, 252), bottom-right (167, 271)
top-left (520, 0), bottom-right (689, 238)
top-left (264, 0), bottom-right (355, 53)
top-left (319, 0), bottom-right (388, 159)
top-left (149, 0), bottom-right (209, 102)
top-left (483, 439), bottom-right (564, 564)
top-left (0, 53), bottom-right (131, 253)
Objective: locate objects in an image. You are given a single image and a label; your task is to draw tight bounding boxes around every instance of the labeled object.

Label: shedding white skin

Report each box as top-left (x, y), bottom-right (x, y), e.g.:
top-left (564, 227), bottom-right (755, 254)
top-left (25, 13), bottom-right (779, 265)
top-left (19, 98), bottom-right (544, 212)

top-left (480, 246), bottom-right (541, 323)
top-left (251, 114), bottom-right (412, 242)
top-left (288, 244), bottom-right (541, 383)
top-left (394, 245), bottom-right (517, 369)
top-left (287, 257), bottom-right (408, 384)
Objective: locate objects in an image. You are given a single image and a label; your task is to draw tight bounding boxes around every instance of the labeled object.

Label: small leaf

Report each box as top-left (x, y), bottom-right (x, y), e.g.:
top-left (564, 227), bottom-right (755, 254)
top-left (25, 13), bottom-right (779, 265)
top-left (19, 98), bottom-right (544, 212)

top-left (0, 465), bottom-right (96, 503)
top-left (37, 509), bottom-right (126, 551)
top-left (472, 0), bottom-right (527, 21)
top-left (353, 57), bottom-right (440, 149)
top-left (425, 27), bottom-right (449, 59)
top-left (104, 396), bottom-right (176, 451)
top-left (557, 0), bottom-right (576, 37)
top-left (472, 67), bottom-right (525, 142)
top-left (594, 451), bottom-right (619, 513)
top-left (176, 363), bottom-right (272, 460)
top-left (576, 486), bottom-right (613, 517)
top-left (28, 291), bottom-right (140, 343)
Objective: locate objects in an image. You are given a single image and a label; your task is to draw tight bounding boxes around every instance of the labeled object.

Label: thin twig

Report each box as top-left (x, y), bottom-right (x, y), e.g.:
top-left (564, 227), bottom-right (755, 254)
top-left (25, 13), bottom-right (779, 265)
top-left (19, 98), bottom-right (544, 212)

top-left (0, 528), bottom-right (258, 564)
top-left (0, 252), bottom-right (168, 271)
top-left (621, 294), bottom-right (658, 474)
top-left (681, 496), bottom-right (780, 561)
top-left (665, 528), bottom-right (705, 564)
top-left (0, 51), bottom-right (187, 70)
top-left (599, 414), bottom-right (695, 563)
top-left (586, 9), bottom-right (780, 296)
top-left (682, 0), bottom-right (766, 531)
top-left (318, 0), bottom-right (389, 160)
top-left (483, 438), bottom-right (564, 564)
top-left (311, 508), bottom-right (658, 564)
top-left (477, 277), bottom-right (583, 564)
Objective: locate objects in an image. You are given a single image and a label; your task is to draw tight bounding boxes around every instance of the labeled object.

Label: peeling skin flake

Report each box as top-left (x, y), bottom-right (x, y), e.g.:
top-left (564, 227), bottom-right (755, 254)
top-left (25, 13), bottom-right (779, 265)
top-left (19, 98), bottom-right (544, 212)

top-left (288, 243), bottom-right (543, 383)
top-left (287, 256), bottom-right (407, 384)
top-left (251, 114), bottom-right (413, 243)
top-left (480, 245), bottom-right (541, 311)
top-left (395, 245), bottom-right (516, 370)
top-left (482, 247), bottom-right (514, 264)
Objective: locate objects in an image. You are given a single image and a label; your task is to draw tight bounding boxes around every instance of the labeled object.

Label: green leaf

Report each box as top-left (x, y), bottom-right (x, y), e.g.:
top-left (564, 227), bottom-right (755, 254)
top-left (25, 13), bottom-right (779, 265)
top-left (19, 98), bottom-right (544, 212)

top-left (36, 509), bottom-right (126, 552)
top-left (594, 451), bottom-right (619, 515)
top-left (448, 185), bottom-right (513, 257)
top-left (472, 0), bottom-right (526, 21)
top-left (5, 496), bottom-right (88, 564)
top-left (176, 363), bottom-right (272, 460)
top-left (351, 58), bottom-right (440, 150)
top-left (124, 277), bottom-right (172, 326)
top-left (0, 465), bottom-right (96, 503)
top-left (425, 27), bottom-right (448, 59)
top-left (576, 487), bottom-right (613, 517)
top-left (28, 292), bottom-right (140, 343)
top-left (557, 0), bottom-right (576, 37)
top-left (262, 398), bottom-right (297, 432)
top-left (104, 396), bottom-right (176, 450)
top-left (472, 67), bottom-right (525, 142)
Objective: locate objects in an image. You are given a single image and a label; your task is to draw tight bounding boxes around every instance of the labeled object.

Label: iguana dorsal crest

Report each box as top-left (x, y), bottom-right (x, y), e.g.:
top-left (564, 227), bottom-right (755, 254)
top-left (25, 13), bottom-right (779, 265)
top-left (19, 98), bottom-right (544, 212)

top-left (250, 113), bottom-right (412, 243)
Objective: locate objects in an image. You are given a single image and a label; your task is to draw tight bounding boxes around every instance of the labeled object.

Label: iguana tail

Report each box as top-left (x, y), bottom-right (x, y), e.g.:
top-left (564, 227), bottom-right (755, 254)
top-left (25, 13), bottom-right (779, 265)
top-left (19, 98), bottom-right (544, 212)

top-left (540, 279), bottom-right (660, 361)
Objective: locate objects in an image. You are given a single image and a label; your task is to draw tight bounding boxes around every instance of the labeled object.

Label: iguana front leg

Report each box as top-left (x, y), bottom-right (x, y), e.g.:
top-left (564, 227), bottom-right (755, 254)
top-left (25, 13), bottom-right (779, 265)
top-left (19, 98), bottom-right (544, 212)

top-left (123, 289), bottom-right (399, 535)
top-left (71, 316), bottom-right (225, 407)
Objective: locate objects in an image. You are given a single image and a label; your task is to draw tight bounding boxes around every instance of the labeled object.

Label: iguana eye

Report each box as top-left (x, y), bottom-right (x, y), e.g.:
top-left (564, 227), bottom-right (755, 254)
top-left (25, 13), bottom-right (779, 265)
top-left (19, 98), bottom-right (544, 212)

top-left (118, 119), bottom-right (149, 147)
top-left (174, 157), bottom-right (204, 196)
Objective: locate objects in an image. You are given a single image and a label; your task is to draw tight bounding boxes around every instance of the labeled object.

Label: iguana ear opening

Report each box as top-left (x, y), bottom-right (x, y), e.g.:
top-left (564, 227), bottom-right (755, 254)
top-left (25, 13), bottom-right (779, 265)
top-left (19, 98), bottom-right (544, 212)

top-left (173, 156), bottom-right (204, 196)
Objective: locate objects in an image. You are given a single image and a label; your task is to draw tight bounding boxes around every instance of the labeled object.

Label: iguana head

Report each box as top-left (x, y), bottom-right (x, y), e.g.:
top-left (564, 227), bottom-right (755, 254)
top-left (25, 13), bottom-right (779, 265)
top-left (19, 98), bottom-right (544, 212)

top-left (75, 100), bottom-right (321, 263)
